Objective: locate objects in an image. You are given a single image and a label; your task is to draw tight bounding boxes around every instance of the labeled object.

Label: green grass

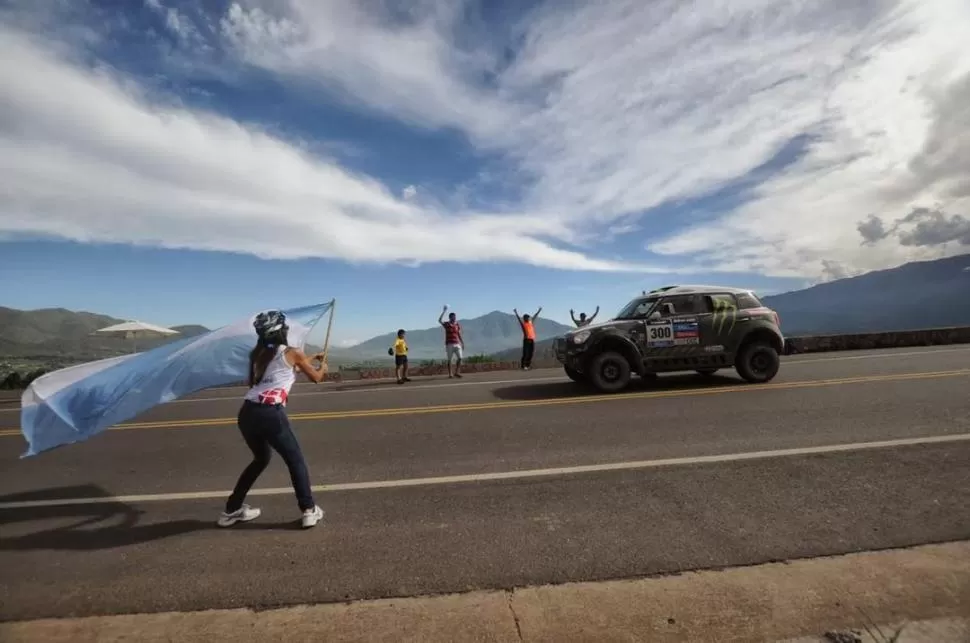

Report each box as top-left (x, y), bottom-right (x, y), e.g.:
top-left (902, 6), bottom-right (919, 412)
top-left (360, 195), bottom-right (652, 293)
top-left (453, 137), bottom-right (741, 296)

top-left (464, 353), bottom-right (496, 364)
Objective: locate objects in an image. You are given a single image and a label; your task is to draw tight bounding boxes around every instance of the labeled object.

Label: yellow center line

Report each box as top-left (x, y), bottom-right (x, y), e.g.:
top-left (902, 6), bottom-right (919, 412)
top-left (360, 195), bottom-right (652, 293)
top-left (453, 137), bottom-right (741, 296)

top-left (1, 368), bottom-right (968, 437)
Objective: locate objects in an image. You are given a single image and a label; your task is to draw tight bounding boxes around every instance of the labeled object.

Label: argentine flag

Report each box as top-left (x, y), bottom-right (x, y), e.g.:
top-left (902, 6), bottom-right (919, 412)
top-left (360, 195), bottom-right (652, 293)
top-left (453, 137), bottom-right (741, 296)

top-left (19, 300), bottom-right (334, 457)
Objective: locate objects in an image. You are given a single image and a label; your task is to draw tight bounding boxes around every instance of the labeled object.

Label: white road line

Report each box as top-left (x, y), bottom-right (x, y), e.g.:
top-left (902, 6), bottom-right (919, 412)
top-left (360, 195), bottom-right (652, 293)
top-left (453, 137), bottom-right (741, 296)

top-left (2, 432), bottom-right (968, 510)
top-left (2, 346), bottom-right (968, 414)
top-left (784, 346), bottom-right (970, 365)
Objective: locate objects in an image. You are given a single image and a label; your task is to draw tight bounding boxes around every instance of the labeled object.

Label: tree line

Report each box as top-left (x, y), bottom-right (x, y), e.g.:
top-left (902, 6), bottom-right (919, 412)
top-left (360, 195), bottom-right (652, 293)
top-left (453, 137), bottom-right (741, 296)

top-left (1, 369), bottom-right (51, 391)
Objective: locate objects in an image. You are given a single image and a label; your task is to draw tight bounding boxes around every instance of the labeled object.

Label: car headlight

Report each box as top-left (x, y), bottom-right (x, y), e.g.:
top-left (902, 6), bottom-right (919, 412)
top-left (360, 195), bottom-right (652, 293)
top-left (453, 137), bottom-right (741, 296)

top-left (571, 330), bottom-right (591, 344)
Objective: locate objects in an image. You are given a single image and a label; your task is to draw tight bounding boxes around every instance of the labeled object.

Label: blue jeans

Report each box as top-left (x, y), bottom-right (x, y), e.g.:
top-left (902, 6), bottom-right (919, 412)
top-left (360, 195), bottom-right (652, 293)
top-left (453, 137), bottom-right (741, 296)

top-left (226, 400), bottom-right (315, 513)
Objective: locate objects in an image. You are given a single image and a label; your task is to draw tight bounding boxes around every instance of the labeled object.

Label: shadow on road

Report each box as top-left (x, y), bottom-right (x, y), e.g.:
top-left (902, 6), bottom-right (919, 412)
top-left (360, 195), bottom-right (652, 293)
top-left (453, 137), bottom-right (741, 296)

top-left (333, 374), bottom-right (460, 392)
top-left (490, 372), bottom-right (740, 401)
top-left (0, 484), bottom-right (213, 551)
top-left (333, 380), bottom-right (409, 392)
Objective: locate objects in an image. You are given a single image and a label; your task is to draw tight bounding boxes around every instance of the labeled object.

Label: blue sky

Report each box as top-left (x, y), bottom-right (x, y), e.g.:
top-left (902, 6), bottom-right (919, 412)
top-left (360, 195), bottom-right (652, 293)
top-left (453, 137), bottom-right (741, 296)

top-left (0, 239), bottom-right (796, 345)
top-left (1, 0), bottom-right (969, 345)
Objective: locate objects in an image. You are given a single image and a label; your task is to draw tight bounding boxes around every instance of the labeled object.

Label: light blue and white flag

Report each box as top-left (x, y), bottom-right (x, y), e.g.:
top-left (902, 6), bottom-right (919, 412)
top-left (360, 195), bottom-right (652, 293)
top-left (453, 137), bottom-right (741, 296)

top-left (19, 300), bottom-right (335, 457)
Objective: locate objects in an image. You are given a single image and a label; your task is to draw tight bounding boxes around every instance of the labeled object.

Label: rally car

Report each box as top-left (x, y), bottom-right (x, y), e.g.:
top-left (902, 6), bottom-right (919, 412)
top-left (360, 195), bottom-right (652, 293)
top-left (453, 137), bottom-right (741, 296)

top-left (553, 285), bottom-right (784, 393)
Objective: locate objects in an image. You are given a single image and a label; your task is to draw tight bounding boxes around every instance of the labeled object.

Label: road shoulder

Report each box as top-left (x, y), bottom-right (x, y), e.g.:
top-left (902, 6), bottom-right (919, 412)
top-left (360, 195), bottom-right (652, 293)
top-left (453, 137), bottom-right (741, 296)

top-left (4, 540), bottom-right (968, 642)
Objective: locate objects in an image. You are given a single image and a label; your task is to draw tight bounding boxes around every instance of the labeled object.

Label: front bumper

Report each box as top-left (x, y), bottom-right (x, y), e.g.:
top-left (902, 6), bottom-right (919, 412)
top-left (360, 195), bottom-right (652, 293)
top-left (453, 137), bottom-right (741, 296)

top-left (553, 337), bottom-right (588, 370)
top-left (553, 337), bottom-right (566, 362)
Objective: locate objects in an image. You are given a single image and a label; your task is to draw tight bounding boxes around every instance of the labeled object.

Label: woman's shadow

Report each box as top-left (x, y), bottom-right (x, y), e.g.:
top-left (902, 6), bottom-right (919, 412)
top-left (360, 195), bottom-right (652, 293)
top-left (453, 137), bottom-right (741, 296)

top-left (0, 485), bottom-right (299, 552)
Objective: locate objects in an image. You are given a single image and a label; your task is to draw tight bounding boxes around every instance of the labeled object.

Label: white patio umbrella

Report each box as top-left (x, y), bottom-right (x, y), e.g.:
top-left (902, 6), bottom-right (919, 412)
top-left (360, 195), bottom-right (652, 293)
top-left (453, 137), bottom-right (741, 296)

top-left (91, 321), bottom-right (180, 353)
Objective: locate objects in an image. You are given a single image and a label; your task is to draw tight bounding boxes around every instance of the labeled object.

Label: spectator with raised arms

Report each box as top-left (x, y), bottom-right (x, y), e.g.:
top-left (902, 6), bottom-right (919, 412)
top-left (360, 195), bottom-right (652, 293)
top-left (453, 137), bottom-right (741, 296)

top-left (438, 305), bottom-right (464, 378)
top-left (513, 306), bottom-right (542, 370)
top-left (570, 306), bottom-right (599, 327)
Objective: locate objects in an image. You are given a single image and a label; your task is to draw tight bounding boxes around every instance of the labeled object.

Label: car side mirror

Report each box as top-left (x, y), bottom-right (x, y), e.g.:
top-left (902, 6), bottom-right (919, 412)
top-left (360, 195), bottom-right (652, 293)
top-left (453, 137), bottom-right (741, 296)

top-left (647, 311), bottom-right (661, 321)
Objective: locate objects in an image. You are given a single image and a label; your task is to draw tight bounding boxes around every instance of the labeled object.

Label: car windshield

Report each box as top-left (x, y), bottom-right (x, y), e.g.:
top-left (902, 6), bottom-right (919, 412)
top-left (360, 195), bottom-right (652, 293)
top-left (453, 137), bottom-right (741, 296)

top-left (614, 296), bottom-right (659, 320)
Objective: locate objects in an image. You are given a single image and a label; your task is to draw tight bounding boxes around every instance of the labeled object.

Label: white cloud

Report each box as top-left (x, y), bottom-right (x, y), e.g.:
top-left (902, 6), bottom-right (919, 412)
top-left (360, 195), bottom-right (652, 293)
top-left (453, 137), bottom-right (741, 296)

top-left (164, 9), bottom-right (194, 42)
top-left (402, 185), bottom-right (417, 201)
top-left (0, 24), bottom-right (671, 274)
top-left (3, 0), bottom-right (970, 281)
top-left (141, 0), bottom-right (210, 53)
top-left (219, 1), bottom-right (519, 139)
top-left (218, 0), bottom-right (970, 279)
top-left (644, 0), bottom-right (970, 277)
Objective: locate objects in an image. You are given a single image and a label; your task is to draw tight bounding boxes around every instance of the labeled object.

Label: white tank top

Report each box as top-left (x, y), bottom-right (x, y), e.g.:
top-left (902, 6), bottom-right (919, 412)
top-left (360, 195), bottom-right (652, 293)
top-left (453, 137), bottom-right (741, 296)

top-left (244, 345), bottom-right (297, 405)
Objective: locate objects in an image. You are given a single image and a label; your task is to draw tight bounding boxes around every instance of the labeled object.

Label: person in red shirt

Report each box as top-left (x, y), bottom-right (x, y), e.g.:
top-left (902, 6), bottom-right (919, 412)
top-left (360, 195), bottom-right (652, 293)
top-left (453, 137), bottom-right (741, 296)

top-left (513, 306), bottom-right (541, 370)
top-left (438, 305), bottom-right (464, 378)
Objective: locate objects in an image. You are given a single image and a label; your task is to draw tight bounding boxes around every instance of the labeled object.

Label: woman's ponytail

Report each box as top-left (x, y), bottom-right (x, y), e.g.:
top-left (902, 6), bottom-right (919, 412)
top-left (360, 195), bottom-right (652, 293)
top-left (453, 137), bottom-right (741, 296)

top-left (248, 341), bottom-right (275, 386)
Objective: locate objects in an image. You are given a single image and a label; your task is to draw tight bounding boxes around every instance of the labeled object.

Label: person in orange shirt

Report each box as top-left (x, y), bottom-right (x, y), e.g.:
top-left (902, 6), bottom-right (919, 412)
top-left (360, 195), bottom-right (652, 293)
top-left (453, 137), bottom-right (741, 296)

top-left (513, 306), bottom-right (541, 370)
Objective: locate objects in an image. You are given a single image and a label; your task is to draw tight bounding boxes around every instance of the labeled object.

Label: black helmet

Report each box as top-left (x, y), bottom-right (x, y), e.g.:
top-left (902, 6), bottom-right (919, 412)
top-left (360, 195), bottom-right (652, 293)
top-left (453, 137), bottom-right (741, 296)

top-left (253, 310), bottom-right (287, 339)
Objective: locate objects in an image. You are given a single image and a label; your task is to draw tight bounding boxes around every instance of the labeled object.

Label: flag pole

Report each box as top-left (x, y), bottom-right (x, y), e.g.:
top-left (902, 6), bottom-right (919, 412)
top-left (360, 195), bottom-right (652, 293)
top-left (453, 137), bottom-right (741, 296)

top-left (321, 298), bottom-right (336, 360)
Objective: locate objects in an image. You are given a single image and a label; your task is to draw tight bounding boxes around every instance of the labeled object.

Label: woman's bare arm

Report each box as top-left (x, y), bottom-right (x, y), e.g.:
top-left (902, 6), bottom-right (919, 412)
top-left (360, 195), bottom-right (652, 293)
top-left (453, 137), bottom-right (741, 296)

top-left (286, 348), bottom-right (329, 383)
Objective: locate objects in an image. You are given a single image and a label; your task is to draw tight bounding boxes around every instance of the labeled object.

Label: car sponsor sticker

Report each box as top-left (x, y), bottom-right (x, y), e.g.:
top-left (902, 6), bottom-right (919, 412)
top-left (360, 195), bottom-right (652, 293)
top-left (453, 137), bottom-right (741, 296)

top-left (647, 317), bottom-right (700, 346)
top-left (672, 319), bottom-right (699, 346)
top-left (704, 344), bottom-right (725, 352)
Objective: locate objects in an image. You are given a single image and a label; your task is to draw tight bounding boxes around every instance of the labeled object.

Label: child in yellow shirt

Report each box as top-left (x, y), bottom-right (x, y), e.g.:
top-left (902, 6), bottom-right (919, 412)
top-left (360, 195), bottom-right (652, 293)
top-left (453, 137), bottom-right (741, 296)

top-left (392, 329), bottom-right (410, 384)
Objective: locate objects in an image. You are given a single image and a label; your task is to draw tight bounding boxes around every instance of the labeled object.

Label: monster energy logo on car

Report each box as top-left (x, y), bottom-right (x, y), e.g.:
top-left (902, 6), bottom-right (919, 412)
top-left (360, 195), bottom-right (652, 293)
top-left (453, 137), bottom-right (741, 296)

top-left (712, 297), bottom-right (738, 335)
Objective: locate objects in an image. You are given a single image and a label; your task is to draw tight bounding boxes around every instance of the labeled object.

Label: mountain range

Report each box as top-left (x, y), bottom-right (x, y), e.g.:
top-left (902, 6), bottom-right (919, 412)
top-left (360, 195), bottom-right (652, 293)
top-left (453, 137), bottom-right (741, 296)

top-left (330, 310), bottom-right (573, 360)
top-left (2, 253), bottom-right (968, 368)
top-left (759, 253), bottom-right (970, 335)
top-left (0, 306), bottom-right (209, 362)
top-left (0, 305), bottom-right (571, 366)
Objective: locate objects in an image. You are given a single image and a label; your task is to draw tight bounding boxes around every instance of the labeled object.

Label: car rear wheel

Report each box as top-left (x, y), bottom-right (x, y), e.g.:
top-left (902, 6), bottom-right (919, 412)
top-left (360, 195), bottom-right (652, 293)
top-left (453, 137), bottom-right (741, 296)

top-left (735, 341), bottom-right (780, 383)
top-left (588, 351), bottom-right (632, 393)
top-left (564, 365), bottom-right (585, 383)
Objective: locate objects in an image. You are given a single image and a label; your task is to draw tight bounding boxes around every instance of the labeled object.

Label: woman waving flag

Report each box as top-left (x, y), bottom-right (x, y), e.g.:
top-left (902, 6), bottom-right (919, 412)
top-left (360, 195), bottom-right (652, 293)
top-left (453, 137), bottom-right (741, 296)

top-left (18, 300), bottom-right (335, 458)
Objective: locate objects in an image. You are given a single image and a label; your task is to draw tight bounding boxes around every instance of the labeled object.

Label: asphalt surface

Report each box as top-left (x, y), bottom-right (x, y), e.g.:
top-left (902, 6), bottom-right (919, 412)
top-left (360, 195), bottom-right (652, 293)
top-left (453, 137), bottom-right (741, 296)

top-left (1, 345), bottom-right (969, 621)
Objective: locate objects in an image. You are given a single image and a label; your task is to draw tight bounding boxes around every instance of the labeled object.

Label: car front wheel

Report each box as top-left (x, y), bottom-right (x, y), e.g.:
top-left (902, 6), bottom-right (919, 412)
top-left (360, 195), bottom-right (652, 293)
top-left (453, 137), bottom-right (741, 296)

top-left (735, 341), bottom-right (780, 383)
top-left (588, 351), bottom-right (632, 393)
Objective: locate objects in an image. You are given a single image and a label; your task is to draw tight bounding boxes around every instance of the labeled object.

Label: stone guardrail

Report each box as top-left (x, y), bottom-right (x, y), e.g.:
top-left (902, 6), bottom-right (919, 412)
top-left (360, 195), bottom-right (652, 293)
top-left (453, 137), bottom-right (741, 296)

top-left (3, 325), bottom-right (969, 392)
top-left (782, 325), bottom-right (970, 354)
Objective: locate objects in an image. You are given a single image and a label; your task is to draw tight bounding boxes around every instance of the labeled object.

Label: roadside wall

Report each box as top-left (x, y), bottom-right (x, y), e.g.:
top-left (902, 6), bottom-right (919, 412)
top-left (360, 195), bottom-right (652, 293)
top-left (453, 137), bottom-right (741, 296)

top-left (783, 325), bottom-right (970, 354)
top-left (3, 325), bottom-right (969, 391)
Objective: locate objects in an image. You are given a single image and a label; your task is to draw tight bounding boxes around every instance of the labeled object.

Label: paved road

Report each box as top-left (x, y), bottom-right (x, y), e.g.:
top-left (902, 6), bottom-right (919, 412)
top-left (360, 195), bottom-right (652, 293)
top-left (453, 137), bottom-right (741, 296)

top-left (1, 346), bottom-right (969, 621)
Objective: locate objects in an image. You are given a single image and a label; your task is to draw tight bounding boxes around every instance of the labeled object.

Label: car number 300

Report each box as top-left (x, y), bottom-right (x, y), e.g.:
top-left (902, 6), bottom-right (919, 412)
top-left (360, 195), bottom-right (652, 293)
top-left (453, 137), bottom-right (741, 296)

top-left (648, 325), bottom-right (672, 340)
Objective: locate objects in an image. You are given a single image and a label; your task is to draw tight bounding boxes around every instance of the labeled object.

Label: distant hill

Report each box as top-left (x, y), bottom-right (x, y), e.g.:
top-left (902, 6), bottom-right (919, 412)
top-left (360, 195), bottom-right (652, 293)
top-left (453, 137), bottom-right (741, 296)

top-left (0, 306), bottom-right (572, 366)
top-left (0, 307), bottom-right (210, 361)
top-left (762, 253), bottom-right (970, 335)
top-left (171, 324), bottom-right (209, 338)
top-left (342, 310), bottom-right (574, 360)
top-left (0, 307), bottom-right (121, 346)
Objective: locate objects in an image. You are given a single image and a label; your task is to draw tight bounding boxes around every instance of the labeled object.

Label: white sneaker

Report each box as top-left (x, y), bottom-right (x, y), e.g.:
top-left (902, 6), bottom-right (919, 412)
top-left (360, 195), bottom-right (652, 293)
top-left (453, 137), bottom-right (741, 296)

top-left (217, 504), bottom-right (261, 527)
top-left (301, 505), bottom-right (324, 529)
